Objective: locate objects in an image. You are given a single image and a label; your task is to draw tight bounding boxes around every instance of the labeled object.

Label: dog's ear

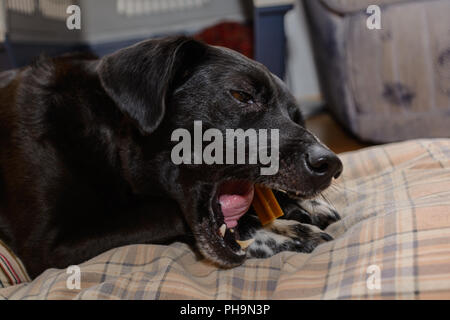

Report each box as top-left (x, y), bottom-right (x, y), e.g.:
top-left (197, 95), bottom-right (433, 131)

top-left (98, 37), bottom-right (207, 134)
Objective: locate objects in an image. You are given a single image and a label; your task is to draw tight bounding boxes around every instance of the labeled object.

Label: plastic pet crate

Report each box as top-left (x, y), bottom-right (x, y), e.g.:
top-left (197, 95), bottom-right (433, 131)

top-left (3, 0), bottom-right (249, 67)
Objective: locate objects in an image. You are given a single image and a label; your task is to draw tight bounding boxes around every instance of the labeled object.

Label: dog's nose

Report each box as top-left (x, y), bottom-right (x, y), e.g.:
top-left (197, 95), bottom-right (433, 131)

top-left (305, 144), bottom-right (343, 181)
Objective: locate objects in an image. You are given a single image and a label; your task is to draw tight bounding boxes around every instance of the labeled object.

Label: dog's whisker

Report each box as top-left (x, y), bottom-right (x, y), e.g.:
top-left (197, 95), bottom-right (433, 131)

top-left (319, 193), bottom-right (338, 213)
top-left (329, 182), bottom-right (364, 196)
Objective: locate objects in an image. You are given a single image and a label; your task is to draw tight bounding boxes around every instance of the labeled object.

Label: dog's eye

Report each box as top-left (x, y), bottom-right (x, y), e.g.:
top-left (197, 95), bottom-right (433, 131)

top-left (230, 90), bottom-right (254, 105)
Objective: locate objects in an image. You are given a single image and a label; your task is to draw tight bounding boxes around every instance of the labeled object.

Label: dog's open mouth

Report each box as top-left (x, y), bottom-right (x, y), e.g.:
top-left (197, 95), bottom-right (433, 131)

top-left (202, 180), bottom-right (256, 260)
top-left (217, 180), bottom-right (254, 229)
top-left (196, 179), bottom-right (293, 267)
top-left (194, 179), bottom-right (257, 267)
top-left (194, 176), bottom-right (321, 267)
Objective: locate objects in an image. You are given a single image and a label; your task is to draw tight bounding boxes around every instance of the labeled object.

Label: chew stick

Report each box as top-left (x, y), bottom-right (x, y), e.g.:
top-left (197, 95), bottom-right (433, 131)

top-left (252, 185), bottom-right (284, 226)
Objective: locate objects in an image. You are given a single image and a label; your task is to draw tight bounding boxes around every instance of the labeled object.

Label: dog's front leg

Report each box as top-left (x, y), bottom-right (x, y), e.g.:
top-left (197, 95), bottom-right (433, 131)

top-left (236, 213), bottom-right (332, 259)
top-left (275, 192), bottom-right (341, 230)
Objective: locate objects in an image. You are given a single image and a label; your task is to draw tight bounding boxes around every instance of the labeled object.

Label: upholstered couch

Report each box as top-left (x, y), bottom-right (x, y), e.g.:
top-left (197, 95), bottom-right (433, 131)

top-left (304, 0), bottom-right (450, 142)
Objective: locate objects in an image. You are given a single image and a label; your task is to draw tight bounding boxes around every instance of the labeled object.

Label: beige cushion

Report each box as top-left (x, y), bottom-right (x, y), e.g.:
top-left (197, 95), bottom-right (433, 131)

top-left (320, 0), bottom-right (413, 14)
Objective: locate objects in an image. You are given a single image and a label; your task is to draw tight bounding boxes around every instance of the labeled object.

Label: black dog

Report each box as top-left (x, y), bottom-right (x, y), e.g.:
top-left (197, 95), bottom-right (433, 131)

top-left (0, 37), bottom-right (342, 279)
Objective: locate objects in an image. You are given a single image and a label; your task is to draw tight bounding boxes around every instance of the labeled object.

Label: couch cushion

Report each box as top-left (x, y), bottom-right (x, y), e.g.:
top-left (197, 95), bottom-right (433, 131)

top-left (305, 0), bottom-right (450, 142)
top-left (319, 0), bottom-right (416, 14)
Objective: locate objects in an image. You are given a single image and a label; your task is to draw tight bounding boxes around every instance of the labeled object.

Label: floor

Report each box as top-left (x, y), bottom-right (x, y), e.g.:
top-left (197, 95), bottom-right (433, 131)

top-left (305, 112), bottom-right (372, 154)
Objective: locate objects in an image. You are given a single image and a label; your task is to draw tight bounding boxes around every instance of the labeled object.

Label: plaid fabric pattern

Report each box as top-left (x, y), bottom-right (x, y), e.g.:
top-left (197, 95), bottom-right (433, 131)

top-left (0, 139), bottom-right (449, 299)
top-left (0, 240), bottom-right (30, 288)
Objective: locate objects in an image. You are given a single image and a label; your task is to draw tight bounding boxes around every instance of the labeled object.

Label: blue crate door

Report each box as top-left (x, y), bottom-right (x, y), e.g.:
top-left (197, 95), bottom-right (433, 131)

top-left (254, 4), bottom-right (293, 79)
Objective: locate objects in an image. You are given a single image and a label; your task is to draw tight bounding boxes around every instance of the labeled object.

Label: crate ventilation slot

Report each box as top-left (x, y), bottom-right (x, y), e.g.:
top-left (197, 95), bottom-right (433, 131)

top-left (7, 0), bottom-right (213, 20)
top-left (6, 0), bottom-right (76, 20)
top-left (116, 0), bottom-right (212, 17)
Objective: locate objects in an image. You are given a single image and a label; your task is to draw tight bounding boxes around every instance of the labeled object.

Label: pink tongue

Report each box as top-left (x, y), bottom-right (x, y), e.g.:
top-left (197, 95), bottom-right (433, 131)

top-left (218, 182), bottom-right (254, 228)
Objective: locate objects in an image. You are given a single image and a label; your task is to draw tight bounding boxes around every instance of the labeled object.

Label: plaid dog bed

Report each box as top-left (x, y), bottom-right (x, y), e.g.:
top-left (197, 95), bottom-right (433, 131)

top-left (0, 139), bottom-right (449, 299)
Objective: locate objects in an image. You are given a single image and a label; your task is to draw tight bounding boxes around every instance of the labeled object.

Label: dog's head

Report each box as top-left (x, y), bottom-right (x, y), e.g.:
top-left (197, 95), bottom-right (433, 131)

top-left (98, 36), bottom-right (342, 267)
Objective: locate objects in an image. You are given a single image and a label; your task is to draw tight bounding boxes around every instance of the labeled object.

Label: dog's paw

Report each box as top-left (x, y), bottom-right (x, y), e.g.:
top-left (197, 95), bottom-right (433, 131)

top-left (295, 198), bottom-right (341, 230)
top-left (245, 219), bottom-right (333, 259)
top-left (276, 192), bottom-right (341, 230)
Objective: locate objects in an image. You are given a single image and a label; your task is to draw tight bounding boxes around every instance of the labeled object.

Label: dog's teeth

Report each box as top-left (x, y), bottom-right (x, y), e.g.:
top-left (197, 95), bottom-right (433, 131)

top-left (236, 238), bottom-right (255, 250)
top-left (278, 189), bottom-right (287, 194)
top-left (219, 224), bottom-right (226, 237)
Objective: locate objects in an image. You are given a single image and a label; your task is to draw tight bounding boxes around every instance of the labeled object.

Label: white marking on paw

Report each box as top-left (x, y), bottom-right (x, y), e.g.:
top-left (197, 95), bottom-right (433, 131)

top-left (297, 198), bottom-right (336, 216)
